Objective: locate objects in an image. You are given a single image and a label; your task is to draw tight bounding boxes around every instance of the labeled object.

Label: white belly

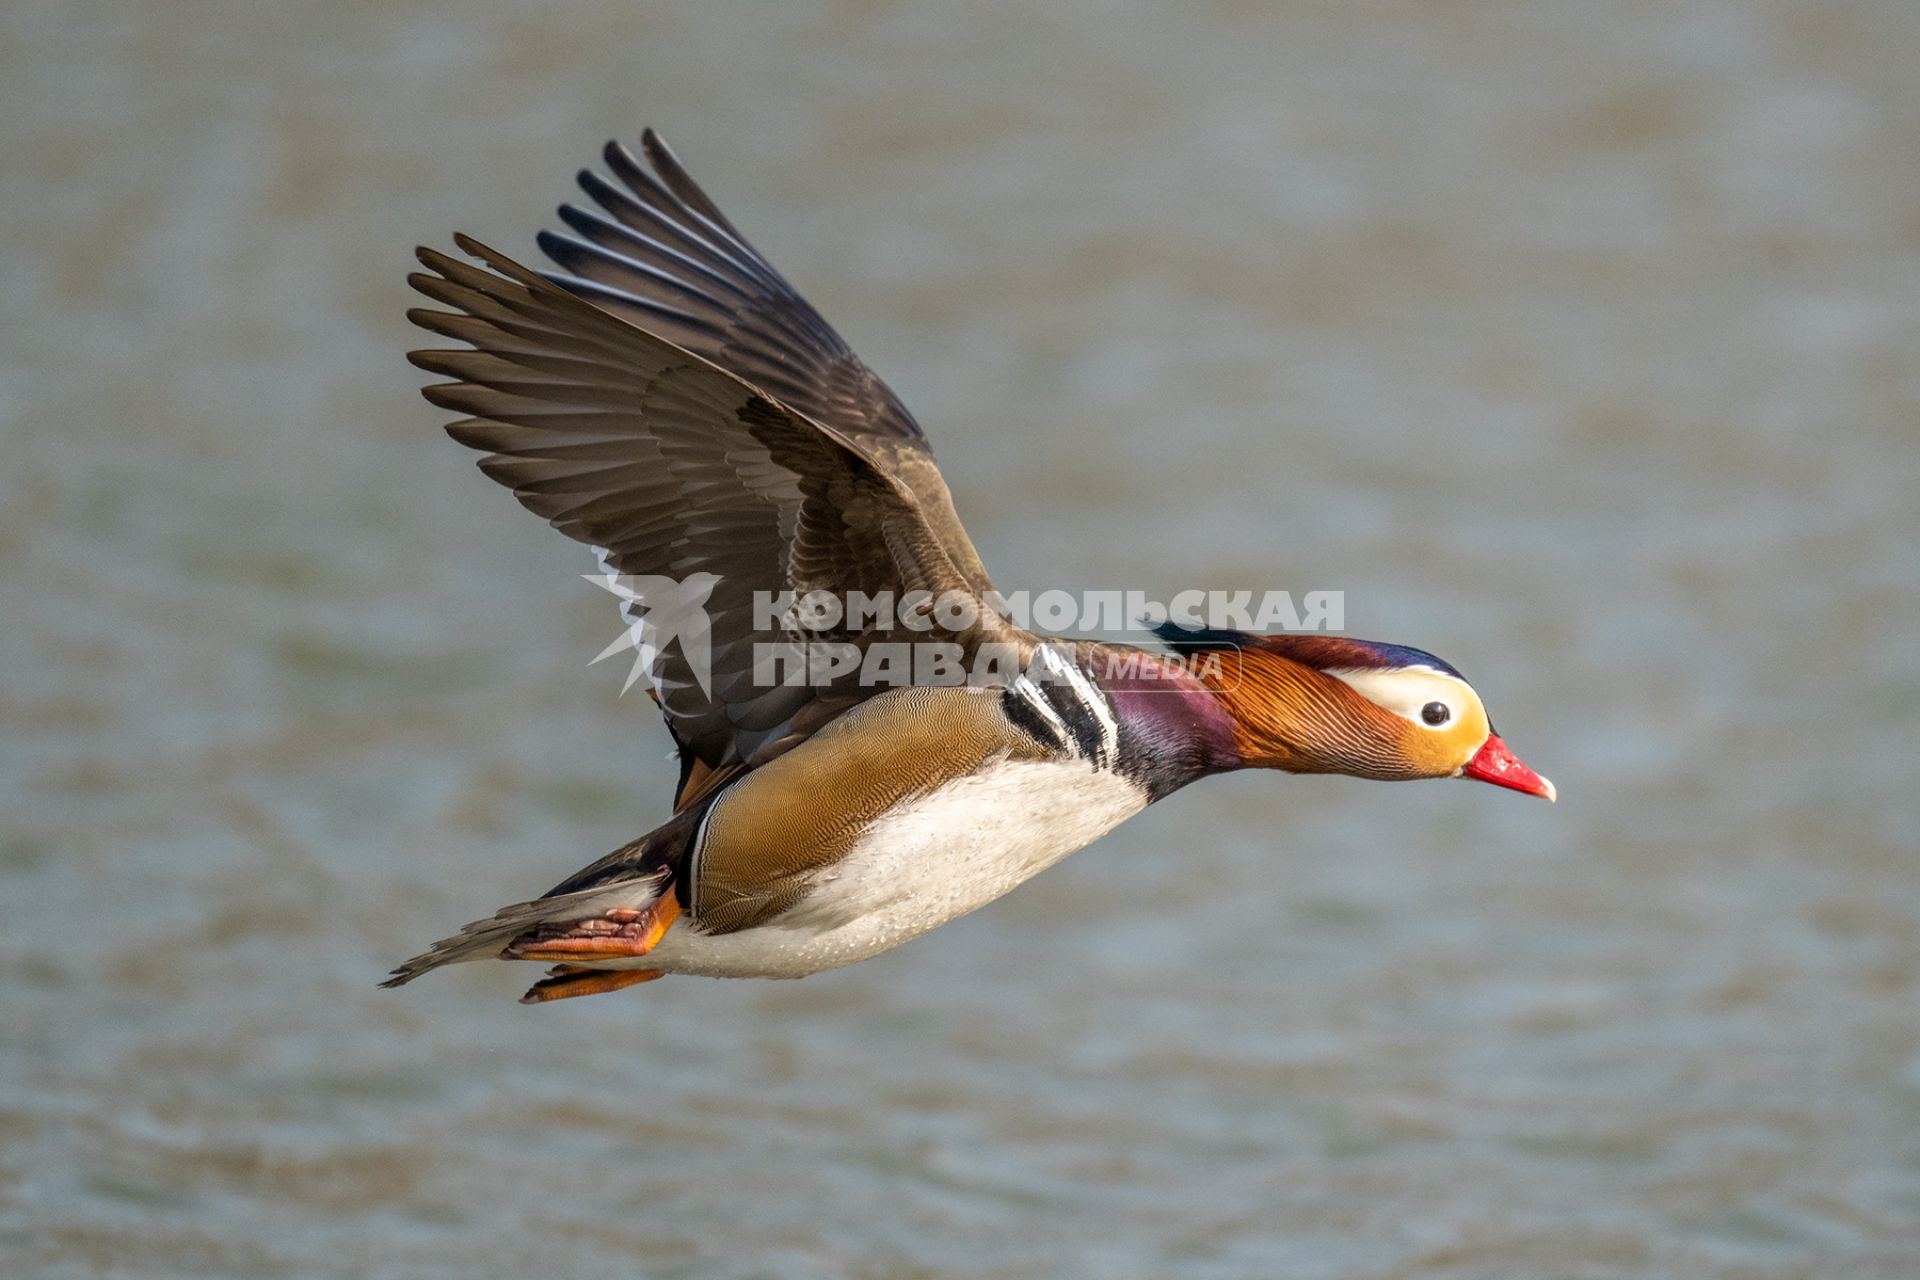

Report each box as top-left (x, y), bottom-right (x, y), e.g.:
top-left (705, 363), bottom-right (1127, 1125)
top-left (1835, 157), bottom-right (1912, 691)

top-left (642, 758), bottom-right (1148, 978)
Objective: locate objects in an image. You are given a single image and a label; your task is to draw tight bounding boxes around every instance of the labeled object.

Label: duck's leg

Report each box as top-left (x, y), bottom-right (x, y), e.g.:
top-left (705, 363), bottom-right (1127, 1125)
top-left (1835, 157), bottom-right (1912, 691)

top-left (504, 897), bottom-right (680, 1003)
top-left (507, 896), bottom-right (681, 963)
top-left (520, 964), bottom-right (665, 1004)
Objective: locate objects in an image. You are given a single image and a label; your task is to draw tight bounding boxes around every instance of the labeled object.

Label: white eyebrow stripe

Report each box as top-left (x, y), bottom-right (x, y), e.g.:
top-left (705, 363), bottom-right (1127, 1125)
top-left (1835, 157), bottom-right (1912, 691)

top-left (1325, 666), bottom-right (1478, 726)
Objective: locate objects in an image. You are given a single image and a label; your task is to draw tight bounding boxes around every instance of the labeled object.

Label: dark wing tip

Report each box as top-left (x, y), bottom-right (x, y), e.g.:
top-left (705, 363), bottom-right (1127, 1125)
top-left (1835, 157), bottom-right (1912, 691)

top-left (404, 346), bottom-right (453, 375)
top-left (403, 303), bottom-right (457, 333)
top-left (444, 419), bottom-right (502, 452)
top-left (411, 248), bottom-right (475, 292)
top-left (603, 137), bottom-right (638, 174)
top-left (639, 127), bottom-right (671, 167)
top-left (533, 227), bottom-right (586, 268)
top-left (407, 348), bottom-right (488, 382)
top-left (418, 381), bottom-right (474, 413)
top-left (414, 243), bottom-right (463, 272)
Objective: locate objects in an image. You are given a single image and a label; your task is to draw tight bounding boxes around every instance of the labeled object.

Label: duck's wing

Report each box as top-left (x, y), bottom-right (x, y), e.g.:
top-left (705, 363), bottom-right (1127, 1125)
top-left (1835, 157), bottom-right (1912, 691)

top-left (409, 236), bottom-right (1006, 776)
top-left (534, 130), bottom-right (993, 595)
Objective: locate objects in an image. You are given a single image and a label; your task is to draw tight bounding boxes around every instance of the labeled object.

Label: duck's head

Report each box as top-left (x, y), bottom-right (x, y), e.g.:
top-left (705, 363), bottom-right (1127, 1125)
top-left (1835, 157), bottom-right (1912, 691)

top-left (1155, 624), bottom-right (1555, 801)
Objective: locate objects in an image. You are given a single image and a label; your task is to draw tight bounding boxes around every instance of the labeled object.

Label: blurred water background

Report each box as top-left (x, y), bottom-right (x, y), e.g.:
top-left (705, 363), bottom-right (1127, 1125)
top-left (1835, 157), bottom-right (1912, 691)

top-left (3, 2), bottom-right (1918, 1276)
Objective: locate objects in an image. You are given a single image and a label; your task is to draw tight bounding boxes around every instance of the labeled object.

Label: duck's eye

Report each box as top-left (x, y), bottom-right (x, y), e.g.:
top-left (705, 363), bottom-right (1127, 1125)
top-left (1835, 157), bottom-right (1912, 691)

top-left (1421, 701), bottom-right (1451, 726)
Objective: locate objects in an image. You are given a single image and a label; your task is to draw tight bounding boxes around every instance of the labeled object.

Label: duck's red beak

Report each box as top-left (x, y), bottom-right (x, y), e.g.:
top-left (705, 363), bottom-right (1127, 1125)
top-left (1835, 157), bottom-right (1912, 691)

top-left (1460, 734), bottom-right (1556, 802)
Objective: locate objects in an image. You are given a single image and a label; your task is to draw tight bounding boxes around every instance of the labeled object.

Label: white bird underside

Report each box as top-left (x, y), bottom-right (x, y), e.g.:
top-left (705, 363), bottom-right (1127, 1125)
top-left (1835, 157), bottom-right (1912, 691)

top-left (599, 757), bottom-right (1148, 979)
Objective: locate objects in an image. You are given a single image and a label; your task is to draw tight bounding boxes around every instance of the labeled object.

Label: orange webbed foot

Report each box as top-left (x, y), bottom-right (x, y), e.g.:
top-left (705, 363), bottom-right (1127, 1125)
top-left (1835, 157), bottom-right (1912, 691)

top-left (519, 965), bottom-right (665, 1004)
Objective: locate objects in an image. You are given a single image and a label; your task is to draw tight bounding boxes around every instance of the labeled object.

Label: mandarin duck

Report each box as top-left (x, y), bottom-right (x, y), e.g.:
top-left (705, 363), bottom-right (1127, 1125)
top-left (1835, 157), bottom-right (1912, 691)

top-left (385, 132), bottom-right (1554, 1004)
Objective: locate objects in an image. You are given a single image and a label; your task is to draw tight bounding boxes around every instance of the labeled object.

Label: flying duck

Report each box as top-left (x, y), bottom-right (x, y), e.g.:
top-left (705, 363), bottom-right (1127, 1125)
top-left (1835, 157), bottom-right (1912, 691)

top-left (385, 131), bottom-right (1554, 1004)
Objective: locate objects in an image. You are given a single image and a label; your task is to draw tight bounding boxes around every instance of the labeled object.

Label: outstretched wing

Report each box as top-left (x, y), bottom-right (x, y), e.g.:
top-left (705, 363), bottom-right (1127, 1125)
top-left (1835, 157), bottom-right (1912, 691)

top-left (535, 130), bottom-right (993, 594)
top-left (408, 235), bottom-right (996, 773)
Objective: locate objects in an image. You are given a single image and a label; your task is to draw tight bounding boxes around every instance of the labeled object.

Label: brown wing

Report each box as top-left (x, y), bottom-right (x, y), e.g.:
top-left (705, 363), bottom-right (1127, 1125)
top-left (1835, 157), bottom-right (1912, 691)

top-left (408, 235), bottom-right (996, 772)
top-left (534, 130), bottom-right (992, 594)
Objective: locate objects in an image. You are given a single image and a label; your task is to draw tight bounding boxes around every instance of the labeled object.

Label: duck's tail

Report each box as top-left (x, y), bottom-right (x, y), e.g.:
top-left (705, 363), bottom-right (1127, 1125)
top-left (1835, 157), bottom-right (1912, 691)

top-left (380, 804), bottom-right (702, 989)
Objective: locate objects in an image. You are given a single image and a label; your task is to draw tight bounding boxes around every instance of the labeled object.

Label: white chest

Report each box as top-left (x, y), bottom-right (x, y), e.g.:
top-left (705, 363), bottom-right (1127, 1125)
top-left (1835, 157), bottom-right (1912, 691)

top-left (646, 758), bottom-right (1148, 978)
